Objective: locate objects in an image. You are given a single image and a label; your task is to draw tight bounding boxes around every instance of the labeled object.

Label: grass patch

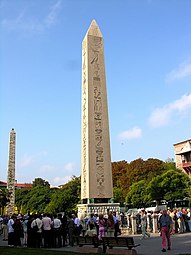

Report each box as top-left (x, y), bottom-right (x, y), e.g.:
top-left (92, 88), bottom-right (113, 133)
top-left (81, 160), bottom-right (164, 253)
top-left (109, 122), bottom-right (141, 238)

top-left (0, 247), bottom-right (102, 255)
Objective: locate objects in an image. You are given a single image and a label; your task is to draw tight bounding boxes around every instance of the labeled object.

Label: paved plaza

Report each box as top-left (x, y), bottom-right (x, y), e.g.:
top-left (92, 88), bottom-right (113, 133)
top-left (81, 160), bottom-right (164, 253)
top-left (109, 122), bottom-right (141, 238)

top-left (0, 232), bottom-right (191, 255)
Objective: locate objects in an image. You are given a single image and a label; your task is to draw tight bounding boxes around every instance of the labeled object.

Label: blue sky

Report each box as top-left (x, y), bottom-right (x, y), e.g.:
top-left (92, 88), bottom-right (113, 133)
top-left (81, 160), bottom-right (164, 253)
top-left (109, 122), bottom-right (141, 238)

top-left (0, 0), bottom-right (191, 186)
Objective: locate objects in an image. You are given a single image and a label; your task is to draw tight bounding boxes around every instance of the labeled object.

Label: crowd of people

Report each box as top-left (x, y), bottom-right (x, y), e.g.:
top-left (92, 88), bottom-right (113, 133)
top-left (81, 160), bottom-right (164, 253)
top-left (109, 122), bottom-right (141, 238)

top-left (120, 207), bottom-right (191, 235)
top-left (0, 211), bottom-right (121, 248)
top-left (0, 207), bottom-right (190, 250)
top-left (131, 207), bottom-right (191, 252)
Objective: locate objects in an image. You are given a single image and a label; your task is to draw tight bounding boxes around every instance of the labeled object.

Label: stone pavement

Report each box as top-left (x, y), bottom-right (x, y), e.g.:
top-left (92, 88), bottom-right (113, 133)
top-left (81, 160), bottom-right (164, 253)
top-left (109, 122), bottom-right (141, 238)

top-left (0, 232), bottom-right (191, 255)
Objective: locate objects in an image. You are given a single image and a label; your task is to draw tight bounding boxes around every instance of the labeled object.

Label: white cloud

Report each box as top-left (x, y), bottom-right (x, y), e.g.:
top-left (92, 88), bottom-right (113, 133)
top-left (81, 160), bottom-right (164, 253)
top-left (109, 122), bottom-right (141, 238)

top-left (1, 0), bottom-right (63, 33)
top-left (51, 176), bottom-right (71, 186)
top-left (39, 164), bottom-right (56, 173)
top-left (166, 61), bottom-right (191, 82)
top-left (18, 151), bottom-right (48, 169)
top-left (44, 0), bottom-right (62, 27)
top-left (18, 153), bottom-right (34, 168)
top-left (118, 127), bottom-right (142, 140)
top-left (64, 162), bottom-right (76, 172)
top-left (149, 94), bottom-right (191, 127)
top-left (39, 162), bottom-right (75, 174)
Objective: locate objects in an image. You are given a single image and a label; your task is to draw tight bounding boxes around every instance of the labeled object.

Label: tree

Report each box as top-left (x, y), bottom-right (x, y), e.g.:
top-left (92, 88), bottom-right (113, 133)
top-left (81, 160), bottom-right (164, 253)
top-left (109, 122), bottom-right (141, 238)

top-left (126, 180), bottom-right (148, 208)
top-left (146, 169), bottom-right (191, 203)
top-left (113, 187), bottom-right (125, 206)
top-left (15, 188), bottom-right (31, 213)
top-left (45, 176), bottom-right (81, 214)
top-left (0, 188), bottom-right (9, 214)
top-left (32, 178), bottom-right (50, 187)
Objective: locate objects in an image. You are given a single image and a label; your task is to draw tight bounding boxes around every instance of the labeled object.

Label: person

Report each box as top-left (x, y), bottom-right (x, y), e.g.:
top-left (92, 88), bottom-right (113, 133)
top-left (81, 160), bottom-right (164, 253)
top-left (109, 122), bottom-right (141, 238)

top-left (42, 213), bottom-right (52, 248)
top-left (140, 209), bottom-right (150, 239)
top-left (158, 209), bottom-right (173, 252)
top-left (107, 213), bottom-right (115, 237)
top-left (22, 215), bottom-right (29, 247)
top-left (186, 208), bottom-right (191, 232)
top-left (13, 214), bottom-right (23, 246)
top-left (61, 213), bottom-right (68, 247)
top-left (113, 211), bottom-right (121, 237)
top-left (98, 214), bottom-right (106, 240)
top-left (7, 214), bottom-right (15, 246)
top-left (2, 214), bottom-right (9, 241)
top-left (52, 214), bottom-right (62, 247)
top-left (31, 214), bottom-right (42, 248)
top-left (67, 213), bottom-right (76, 247)
top-left (0, 215), bottom-right (3, 234)
top-left (73, 213), bottom-right (81, 236)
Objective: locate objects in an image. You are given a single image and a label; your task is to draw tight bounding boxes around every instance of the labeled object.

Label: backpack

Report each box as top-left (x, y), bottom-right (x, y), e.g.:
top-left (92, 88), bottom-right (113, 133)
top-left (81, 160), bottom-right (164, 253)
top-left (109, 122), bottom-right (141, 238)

top-left (32, 220), bottom-right (39, 233)
top-left (90, 217), bottom-right (94, 225)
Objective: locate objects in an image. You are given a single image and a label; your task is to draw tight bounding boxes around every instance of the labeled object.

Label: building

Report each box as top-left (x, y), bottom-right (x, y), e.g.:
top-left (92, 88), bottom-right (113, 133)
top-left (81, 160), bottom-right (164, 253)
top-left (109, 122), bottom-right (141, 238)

top-left (0, 180), bottom-right (32, 189)
top-left (174, 139), bottom-right (191, 176)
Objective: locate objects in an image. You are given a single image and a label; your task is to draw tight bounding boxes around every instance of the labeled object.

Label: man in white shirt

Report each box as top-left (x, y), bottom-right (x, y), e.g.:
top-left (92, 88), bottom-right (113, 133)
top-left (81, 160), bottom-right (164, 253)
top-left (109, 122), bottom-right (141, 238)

top-left (42, 213), bottom-right (52, 248)
top-left (52, 215), bottom-right (62, 247)
top-left (7, 215), bottom-right (15, 246)
top-left (31, 214), bottom-right (42, 248)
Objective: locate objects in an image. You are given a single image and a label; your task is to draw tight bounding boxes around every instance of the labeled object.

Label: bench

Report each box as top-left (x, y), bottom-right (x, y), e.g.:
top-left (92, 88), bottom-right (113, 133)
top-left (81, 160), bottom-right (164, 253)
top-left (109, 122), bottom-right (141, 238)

top-left (75, 235), bottom-right (100, 248)
top-left (102, 237), bottom-right (140, 253)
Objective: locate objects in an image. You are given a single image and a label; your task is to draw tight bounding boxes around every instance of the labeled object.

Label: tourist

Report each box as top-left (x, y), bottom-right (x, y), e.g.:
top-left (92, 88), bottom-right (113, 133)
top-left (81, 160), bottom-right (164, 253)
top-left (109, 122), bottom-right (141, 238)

top-left (79, 215), bottom-right (86, 236)
top-left (52, 214), bottom-right (62, 247)
top-left (158, 209), bottom-right (173, 252)
top-left (107, 213), bottom-right (115, 237)
top-left (0, 215), bottom-right (3, 234)
top-left (42, 213), bottom-right (52, 248)
top-left (7, 214), bottom-right (15, 246)
top-left (187, 208), bottom-right (191, 232)
top-left (67, 213), bottom-right (76, 247)
top-left (140, 209), bottom-right (150, 239)
top-left (31, 214), bottom-right (42, 248)
top-left (61, 213), bottom-right (68, 247)
top-left (22, 215), bottom-right (29, 247)
top-left (113, 211), bottom-right (121, 237)
top-left (73, 213), bottom-right (81, 236)
top-left (87, 213), bottom-right (96, 230)
top-left (2, 214), bottom-right (9, 241)
top-left (98, 213), bottom-right (106, 240)
top-left (13, 214), bottom-right (23, 246)
top-left (27, 214), bottom-right (34, 247)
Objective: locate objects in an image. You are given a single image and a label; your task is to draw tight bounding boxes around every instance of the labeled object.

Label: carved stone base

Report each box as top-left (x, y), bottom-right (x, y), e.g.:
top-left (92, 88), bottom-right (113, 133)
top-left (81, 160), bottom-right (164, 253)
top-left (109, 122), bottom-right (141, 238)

top-left (77, 203), bottom-right (120, 218)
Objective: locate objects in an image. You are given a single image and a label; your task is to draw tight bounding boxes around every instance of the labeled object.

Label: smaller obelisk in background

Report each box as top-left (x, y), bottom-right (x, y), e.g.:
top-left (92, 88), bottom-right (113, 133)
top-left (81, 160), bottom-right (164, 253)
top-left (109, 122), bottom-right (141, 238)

top-left (6, 128), bottom-right (16, 215)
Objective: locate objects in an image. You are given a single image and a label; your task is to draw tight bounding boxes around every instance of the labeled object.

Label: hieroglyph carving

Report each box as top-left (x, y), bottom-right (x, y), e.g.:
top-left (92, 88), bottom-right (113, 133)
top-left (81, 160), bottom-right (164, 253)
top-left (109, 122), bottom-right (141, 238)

top-left (90, 36), bottom-right (105, 197)
top-left (82, 39), bottom-right (87, 198)
top-left (6, 129), bottom-right (16, 215)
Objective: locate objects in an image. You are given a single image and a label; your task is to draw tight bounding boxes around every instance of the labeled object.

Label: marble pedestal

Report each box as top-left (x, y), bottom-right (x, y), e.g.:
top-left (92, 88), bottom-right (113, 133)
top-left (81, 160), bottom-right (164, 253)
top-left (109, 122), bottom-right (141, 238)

top-left (77, 203), bottom-right (120, 218)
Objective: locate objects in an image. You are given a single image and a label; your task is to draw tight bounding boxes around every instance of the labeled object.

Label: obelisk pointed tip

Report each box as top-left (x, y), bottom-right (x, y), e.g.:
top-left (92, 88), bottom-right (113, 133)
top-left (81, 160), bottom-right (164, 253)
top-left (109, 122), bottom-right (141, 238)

top-left (86, 19), bottom-right (103, 37)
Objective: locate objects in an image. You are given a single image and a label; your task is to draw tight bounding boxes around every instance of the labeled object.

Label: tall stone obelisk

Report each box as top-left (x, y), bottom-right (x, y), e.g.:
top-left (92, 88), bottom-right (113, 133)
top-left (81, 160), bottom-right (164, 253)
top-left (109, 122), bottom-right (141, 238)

top-left (78, 20), bottom-right (119, 217)
top-left (6, 128), bottom-right (16, 215)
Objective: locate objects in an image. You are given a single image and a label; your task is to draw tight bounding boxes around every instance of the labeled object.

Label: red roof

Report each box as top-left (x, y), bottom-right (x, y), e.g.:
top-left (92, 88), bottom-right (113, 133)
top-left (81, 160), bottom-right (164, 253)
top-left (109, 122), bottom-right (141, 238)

top-left (0, 180), bottom-right (32, 188)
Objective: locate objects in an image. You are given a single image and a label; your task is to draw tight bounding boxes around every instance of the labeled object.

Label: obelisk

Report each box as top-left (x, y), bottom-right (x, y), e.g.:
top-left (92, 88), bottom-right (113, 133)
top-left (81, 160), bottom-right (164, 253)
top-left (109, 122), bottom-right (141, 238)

top-left (6, 128), bottom-right (16, 215)
top-left (78, 20), bottom-right (119, 217)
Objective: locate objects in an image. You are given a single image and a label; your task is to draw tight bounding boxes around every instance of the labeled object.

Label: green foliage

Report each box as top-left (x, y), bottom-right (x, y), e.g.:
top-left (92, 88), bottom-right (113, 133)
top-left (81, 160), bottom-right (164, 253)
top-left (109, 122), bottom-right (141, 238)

top-left (32, 178), bottom-right (50, 187)
top-left (15, 176), bottom-right (81, 215)
top-left (0, 188), bottom-right (9, 213)
top-left (16, 185), bottom-right (55, 214)
top-left (45, 176), bottom-right (81, 214)
top-left (113, 187), bottom-right (125, 206)
top-left (112, 158), bottom-right (167, 199)
top-left (126, 180), bottom-right (148, 208)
